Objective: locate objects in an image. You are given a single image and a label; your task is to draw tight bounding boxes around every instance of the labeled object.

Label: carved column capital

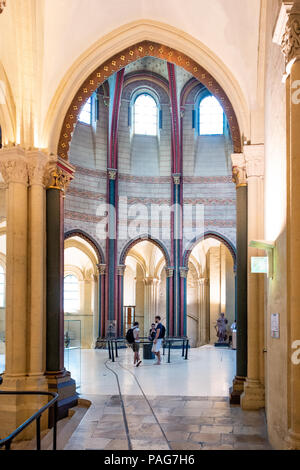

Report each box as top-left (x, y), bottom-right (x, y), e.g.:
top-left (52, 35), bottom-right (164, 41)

top-left (45, 156), bottom-right (75, 192)
top-left (0, 147), bottom-right (28, 185)
top-left (231, 153), bottom-right (247, 188)
top-left (198, 278), bottom-right (209, 286)
top-left (179, 267), bottom-right (189, 278)
top-left (117, 265), bottom-right (126, 276)
top-left (108, 168), bottom-right (117, 180)
top-left (27, 150), bottom-right (51, 187)
top-left (243, 145), bottom-right (265, 179)
top-left (273, 2), bottom-right (300, 71)
top-left (172, 173), bottom-right (181, 185)
top-left (97, 264), bottom-right (106, 276)
top-left (165, 267), bottom-right (174, 278)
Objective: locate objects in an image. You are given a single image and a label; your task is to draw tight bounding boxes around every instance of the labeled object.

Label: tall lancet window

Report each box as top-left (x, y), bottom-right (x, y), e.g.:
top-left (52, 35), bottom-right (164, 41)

top-left (79, 97), bottom-right (92, 125)
top-left (134, 94), bottom-right (158, 136)
top-left (64, 274), bottom-right (80, 313)
top-left (199, 95), bottom-right (224, 135)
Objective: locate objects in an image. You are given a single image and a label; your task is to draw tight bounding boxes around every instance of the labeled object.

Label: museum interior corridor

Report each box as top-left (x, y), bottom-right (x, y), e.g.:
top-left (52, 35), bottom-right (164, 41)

top-left (0, 0), bottom-right (300, 453)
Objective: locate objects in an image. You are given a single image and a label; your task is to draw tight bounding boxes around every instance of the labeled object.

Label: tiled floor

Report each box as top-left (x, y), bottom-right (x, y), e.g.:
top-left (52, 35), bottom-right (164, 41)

top-left (64, 347), bottom-right (271, 450)
top-left (64, 395), bottom-right (271, 450)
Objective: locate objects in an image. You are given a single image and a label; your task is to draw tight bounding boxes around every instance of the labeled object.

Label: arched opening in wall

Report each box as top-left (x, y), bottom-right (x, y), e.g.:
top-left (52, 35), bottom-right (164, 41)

top-left (187, 237), bottom-right (236, 348)
top-left (123, 240), bottom-right (166, 338)
top-left (64, 236), bottom-right (100, 352)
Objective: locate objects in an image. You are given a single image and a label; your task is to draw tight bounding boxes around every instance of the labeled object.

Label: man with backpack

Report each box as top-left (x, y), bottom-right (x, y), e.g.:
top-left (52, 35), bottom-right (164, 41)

top-left (152, 315), bottom-right (165, 365)
top-left (126, 321), bottom-right (142, 367)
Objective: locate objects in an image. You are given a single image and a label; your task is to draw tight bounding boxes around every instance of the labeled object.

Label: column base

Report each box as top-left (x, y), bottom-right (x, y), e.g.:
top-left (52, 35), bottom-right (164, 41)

top-left (229, 376), bottom-right (246, 405)
top-left (240, 378), bottom-right (265, 410)
top-left (286, 430), bottom-right (300, 450)
top-left (46, 369), bottom-right (78, 426)
top-left (0, 374), bottom-right (49, 441)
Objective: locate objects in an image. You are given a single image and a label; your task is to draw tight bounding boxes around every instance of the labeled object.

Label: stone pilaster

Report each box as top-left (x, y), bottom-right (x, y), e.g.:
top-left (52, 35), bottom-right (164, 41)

top-left (144, 277), bottom-right (160, 336)
top-left (241, 145), bottom-right (265, 410)
top-left (274, 1), bottom-right (300, 449)
top-left (230, 153), bottom-right (248, 405)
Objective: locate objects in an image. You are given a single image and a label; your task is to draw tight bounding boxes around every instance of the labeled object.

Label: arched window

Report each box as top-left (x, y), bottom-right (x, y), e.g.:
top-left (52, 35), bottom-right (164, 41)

top-left (134, 94), bottom-right (158, 136)
top-left (199, 95), bottom-right (224, 135)
top-left (64, 274), bottom-right (80, 313)
top-left (0, 265), bottom-right (5, 308)
top-left (79, 97), bottom-right (92, 125)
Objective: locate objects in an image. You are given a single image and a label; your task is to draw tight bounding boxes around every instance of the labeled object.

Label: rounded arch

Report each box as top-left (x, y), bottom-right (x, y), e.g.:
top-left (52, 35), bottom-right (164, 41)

top-left (119, 234), bottom-right (171, 266)
top-left (42, 19), bottom-right (249, 157)
top-left (64, 229), bottom-right (105, 264)
top-left (183, 231), bottom-right (236, 269)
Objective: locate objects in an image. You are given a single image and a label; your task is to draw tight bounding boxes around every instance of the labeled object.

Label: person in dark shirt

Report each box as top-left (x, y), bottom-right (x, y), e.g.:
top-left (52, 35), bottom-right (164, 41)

top-left (148, 323), bottom-right (156, 342)
top-left (152, 315), bottom-right (165, 365)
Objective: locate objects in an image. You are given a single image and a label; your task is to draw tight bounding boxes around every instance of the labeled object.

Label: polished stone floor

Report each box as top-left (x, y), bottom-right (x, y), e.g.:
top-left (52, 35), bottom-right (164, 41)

top-left (64, 346), bottom-right (271, 450)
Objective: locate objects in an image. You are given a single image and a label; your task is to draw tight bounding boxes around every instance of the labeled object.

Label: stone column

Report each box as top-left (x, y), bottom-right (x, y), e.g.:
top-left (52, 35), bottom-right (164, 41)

top-left (241, 145), bottom-right (265, 410)
top-left (165, 267), bottom-right (174, 336)
top-left (197, 278), bottom-right (209, 346)
top-left (230, 153), bottom-right (248, 404)
top-left (45, 157), bottom-right (78, 420)
top-left (0, 147), bottom-right (28, 380)
top-left (0, 147), bottom-right (37, 437)
top-left (96, 264), bottom-right (106, 342)
top-left (144, 277), bottom-right (159, 336)
top-left (117, 265), bottom-right (126, 337)
top-left (179, 267), bottom-right (188, 336)
top-left (27, 151), bottom-right (50, 386)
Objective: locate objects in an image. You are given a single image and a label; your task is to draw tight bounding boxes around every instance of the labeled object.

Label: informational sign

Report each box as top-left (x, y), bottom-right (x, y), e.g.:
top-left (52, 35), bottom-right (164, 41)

top-left (251, 256), bottom-right (268, 274)
top-left (271, 313), bottom-right (280, 339)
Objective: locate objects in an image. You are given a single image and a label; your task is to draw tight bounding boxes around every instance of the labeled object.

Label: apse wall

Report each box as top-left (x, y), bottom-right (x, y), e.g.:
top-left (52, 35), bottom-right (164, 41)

top-left (65, 60), bottom-right (237, 267)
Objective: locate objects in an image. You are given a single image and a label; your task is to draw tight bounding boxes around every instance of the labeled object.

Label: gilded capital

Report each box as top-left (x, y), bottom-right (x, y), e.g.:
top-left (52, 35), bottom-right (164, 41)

top-left (172, 173), bottom-right (181, 185)
top-left (0, 147), bottom-right (28, 185)
top-left (108, 168), bottom-right (117, 180)
top-left (45, 156), bottom-right (75, 192)
top-left (231, 153), bottom-right (247, 188)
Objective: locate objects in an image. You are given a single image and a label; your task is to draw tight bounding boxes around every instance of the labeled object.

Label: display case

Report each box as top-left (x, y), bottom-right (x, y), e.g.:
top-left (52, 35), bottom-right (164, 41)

top-left (64, 319), bottom-right (81, 388)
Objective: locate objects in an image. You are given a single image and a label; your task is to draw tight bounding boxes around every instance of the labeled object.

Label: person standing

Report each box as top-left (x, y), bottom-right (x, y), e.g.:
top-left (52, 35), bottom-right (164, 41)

top-left (148, 323), bottom-right (156, 342)
top-left (132, 321), bottom-right (142, 367)
top-left (152, 316), bottom-right (165, 365)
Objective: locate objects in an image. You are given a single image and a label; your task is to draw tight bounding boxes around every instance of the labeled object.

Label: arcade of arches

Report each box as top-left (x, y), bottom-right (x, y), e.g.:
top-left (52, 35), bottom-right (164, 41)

top-left (0, 0), bottom-right (300, 451)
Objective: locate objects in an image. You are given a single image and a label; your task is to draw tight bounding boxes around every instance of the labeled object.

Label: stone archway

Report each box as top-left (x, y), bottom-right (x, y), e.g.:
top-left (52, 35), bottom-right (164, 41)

top-left (56, 41), bottom-right (242, 161)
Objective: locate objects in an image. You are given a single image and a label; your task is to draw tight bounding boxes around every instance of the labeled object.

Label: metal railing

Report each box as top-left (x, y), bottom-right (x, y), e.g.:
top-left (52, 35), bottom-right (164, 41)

top-left (105, 336), bottom-right (190, 363)
top-left (0, 391), bottom-right (59, 451)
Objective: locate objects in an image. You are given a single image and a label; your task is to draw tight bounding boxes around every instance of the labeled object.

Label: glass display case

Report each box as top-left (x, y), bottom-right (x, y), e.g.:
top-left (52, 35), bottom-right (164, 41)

top-left (64, 319), bottom-right (81, 389)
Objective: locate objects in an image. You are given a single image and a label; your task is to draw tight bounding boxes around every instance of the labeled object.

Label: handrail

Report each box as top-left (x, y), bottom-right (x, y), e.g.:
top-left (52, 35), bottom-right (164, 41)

top-left (0, 391), bottom-right (59, 450)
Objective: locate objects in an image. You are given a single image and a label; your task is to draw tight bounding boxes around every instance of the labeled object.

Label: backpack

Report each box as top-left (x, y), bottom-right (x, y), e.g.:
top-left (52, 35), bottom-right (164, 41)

top-left (126, 328), bottom-right (134, 344)
top-left (159, 325), bottom-right (166, 339)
